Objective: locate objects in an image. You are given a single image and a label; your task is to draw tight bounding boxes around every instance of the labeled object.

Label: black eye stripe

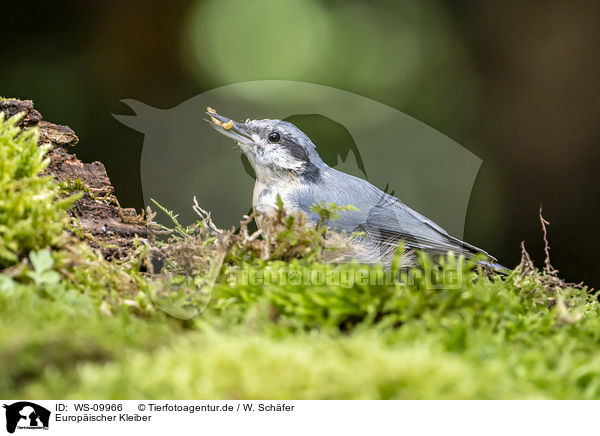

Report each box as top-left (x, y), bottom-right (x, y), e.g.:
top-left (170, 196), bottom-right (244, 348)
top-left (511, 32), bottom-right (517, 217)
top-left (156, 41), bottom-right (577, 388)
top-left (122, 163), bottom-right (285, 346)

top-left (281, 137), bottom-right (309, 162)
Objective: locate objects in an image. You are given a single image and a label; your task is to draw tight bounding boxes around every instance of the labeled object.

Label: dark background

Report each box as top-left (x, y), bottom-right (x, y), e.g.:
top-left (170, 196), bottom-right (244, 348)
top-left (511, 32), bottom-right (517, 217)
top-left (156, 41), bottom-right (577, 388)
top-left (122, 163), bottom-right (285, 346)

top-left (1, 0), bottom-right (598, 286)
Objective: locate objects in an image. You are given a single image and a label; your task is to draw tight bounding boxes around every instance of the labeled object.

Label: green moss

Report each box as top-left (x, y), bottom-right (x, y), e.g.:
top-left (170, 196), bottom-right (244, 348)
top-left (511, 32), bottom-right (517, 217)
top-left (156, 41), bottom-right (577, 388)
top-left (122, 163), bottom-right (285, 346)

top-left (0, 270), bottom-right (178, 396)
top-left (0, 113), bottom-right (78, 266)
top-left (25, 331), bottom-right (538, 399)
top-left (3, 255), bottom-right (598, 399)
top-left (0, 112), bottom-right (598, 399)
top-left (14, 267), bottom-right (599, 399)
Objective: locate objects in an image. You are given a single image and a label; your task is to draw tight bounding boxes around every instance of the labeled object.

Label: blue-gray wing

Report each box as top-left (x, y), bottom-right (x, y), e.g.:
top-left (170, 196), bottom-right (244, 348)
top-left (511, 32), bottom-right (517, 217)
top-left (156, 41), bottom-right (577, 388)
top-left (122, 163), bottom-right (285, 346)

top-left (357, 189), bottom-right (495, 260)
top-left (295, 168), bottom-right (495, 261)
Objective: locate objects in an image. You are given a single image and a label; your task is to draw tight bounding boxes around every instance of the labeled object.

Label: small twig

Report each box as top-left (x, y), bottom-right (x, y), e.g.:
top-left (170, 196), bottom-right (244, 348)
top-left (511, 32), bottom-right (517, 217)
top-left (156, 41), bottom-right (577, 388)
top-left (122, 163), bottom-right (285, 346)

top-left (539, 205), bottom-right (558, 276)
top-left (516, 241), bottom-right (535, 276)
top-left (193, 196), bottom-right (222, 234)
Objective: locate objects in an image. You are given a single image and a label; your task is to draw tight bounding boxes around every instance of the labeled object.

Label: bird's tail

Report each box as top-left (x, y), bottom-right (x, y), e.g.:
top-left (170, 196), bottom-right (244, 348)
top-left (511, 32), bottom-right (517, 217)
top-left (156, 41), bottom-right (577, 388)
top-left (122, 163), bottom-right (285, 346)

top-left (478, 260), bottom-right (511, 275)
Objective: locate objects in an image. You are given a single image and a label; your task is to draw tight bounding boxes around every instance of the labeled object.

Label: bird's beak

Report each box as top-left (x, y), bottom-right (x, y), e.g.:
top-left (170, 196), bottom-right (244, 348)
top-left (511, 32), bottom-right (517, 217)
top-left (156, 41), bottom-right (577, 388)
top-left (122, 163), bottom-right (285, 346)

top-left (205, 108), bottom-right (254, 143)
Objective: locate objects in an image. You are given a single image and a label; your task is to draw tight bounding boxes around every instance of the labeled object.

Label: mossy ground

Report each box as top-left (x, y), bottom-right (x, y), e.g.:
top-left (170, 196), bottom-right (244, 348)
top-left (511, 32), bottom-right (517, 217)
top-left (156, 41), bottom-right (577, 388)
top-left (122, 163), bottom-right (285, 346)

top-left (1, 113), bottom-right (598, 399)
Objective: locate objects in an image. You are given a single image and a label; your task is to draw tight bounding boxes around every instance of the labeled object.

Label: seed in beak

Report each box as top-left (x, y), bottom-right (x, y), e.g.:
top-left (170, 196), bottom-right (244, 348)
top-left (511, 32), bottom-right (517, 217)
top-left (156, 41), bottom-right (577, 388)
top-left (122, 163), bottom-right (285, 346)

top-left (206, 106), bottom-right (234, 130)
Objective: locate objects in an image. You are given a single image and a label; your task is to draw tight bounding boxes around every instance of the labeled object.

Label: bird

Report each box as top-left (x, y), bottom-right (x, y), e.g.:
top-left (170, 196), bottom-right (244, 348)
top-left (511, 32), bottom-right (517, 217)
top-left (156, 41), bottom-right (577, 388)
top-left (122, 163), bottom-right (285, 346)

top-left (206, 108), bottom-right (507, 271)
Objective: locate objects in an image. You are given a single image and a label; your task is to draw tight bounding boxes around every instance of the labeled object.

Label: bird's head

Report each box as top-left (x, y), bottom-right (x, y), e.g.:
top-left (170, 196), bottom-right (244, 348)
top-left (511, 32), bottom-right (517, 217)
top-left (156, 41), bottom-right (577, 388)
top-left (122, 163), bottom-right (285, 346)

top-left (206, 108), bottom-right (324, 183)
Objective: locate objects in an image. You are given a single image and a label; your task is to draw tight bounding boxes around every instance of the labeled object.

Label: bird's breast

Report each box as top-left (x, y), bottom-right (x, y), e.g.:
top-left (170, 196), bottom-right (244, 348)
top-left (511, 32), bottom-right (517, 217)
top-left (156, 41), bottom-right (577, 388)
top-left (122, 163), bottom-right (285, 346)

top-left (252, 181), bottom-right (300, 218)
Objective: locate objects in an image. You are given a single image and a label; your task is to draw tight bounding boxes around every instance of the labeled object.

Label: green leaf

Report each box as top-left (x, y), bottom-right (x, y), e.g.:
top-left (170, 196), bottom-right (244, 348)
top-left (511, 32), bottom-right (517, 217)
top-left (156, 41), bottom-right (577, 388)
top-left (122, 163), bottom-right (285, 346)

top-left (29, 249), bottom-right (54, 273)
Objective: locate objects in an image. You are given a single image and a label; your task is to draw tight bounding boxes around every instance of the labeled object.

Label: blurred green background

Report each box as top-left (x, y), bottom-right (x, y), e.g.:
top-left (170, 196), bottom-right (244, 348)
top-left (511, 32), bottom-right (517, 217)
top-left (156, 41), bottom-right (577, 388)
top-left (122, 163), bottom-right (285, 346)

top-left (1, 0), bottom-right (599, 286)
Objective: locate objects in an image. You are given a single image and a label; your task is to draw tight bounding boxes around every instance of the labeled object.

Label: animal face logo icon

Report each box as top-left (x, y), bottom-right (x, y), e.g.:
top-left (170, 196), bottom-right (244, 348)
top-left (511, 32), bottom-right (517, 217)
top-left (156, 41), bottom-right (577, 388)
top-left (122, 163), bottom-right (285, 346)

top-left (114, 80), bottom-right (483, 317)
top-left (3, 402), bottom-right (50, 433)
top-left (114, 80), bottom-right (481, 237)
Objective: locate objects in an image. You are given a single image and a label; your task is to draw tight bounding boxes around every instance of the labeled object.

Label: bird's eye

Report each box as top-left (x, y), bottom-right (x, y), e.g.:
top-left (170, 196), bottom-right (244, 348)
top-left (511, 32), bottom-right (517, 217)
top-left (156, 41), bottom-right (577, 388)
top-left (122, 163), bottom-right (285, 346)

top-left (267, 131), bottom-right (281, 143)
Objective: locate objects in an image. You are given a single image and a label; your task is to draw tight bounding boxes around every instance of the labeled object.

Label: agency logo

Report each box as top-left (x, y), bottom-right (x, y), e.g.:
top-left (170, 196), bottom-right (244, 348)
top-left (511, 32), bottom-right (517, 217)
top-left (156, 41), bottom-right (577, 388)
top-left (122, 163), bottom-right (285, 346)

top-left (3, 402), bottom-right (50, 434)
top-left (115, 81), bottom-right (481, 237)
top-left (114, 80), bottom-right (482, 318)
